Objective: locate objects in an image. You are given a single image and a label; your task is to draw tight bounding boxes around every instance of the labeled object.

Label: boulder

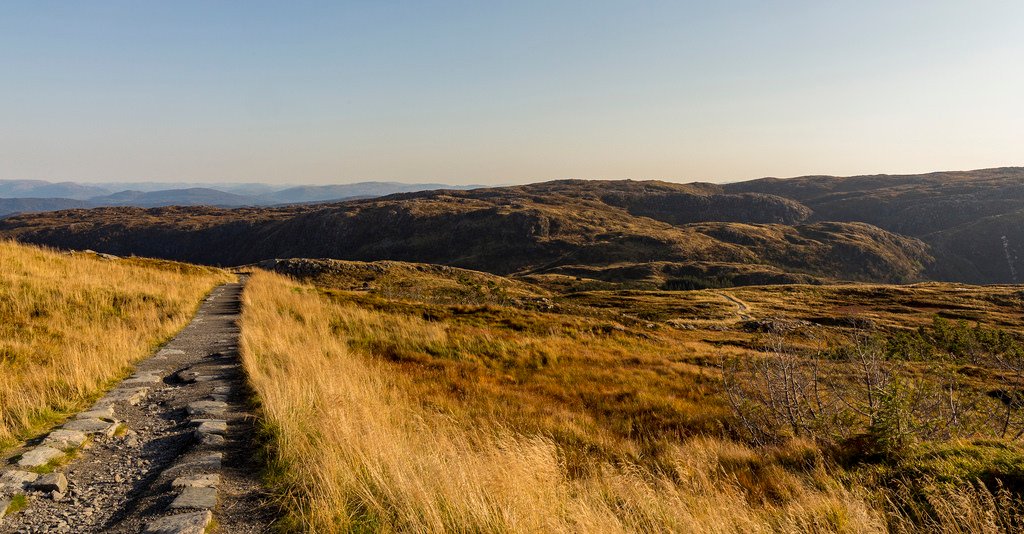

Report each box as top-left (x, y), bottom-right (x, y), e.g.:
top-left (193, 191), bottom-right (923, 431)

top-left (32, 472), bottom-right (68, 494)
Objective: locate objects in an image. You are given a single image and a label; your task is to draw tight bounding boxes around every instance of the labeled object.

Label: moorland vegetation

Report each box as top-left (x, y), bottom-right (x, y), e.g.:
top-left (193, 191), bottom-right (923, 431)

top-left (242, 259), bottom-right (1024, 532)
top-left (0, 240), bottom-right (229, 451)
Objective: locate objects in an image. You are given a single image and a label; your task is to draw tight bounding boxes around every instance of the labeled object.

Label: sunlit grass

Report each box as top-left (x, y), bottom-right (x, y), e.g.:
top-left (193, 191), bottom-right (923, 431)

top-left (241, 271), bottom-right (888, 532)
top-left (0, 240), bottom-right (230, 450)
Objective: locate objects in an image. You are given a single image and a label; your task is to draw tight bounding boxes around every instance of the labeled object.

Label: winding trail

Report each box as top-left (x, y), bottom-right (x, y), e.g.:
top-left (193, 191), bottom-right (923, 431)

top-left (0, 280), bottom-right (273, 533)
top-left (715, 291), bottom-right (753, 321)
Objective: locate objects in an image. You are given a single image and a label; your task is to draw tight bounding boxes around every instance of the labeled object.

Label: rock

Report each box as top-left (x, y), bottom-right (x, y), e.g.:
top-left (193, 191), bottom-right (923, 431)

top-left (123, 372), bottom-right (162, 385)
top-left (0, 496), bottom-right (10, 519)
top-left (143, 510), bottom-right (213, 534)
top-left (157, 348), bottom-right (186, 357)
top-left (32, 472), bottom-right (68, 494)
top-left (169, 486), bottom-right (218, 510)
top-left (96, 387), bottom-right (149, 406)
top-left (176, 369), bottom-right (200, 383)
top-left (197, 452), bottom-right (222, 469)
top-left (170, 452), bottom-right (223, 473)
top-left (209, 394), bottom-right (228, 402)
top-left (17, 446), bottom-right (63, 468)
top-left (43, 429), bottom-right (88, 450)
top-left (124, 431), bottom-right (142, 448)
top-left (212, 386), bottom-right (231, 395)
top-left (75, 406), bottom-right (115, 420)
top-left (185, 401), bottom-right (227, 417)
top-left (51, 490), bottom-right (65, 501)
top-left (195, 421), bottom-right (227, 435)
top-left (0, 470), bottom-right (40, 492)
top-left (171, 474), bottom-right (220, 489)
top-left (196, 433), bottom-right (225, 447)
top-left (63, 418), bottom-right (119, 437)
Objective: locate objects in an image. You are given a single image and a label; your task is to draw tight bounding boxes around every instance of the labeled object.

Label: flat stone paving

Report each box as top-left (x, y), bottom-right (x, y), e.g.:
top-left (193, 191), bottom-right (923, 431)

top-left (0, 280), bottom-right (274, 533)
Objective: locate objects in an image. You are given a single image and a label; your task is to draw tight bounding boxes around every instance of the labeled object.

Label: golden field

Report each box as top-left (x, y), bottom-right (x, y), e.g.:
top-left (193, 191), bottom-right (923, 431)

top-left (0, 240), bottom-right (230, 450)
top-left (241, 263), bottom-right (1024, 533)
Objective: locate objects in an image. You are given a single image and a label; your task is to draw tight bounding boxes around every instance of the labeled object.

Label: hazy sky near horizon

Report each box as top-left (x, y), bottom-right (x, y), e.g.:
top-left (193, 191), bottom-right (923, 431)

top-left (2, 1), bottom-right (1022, 185)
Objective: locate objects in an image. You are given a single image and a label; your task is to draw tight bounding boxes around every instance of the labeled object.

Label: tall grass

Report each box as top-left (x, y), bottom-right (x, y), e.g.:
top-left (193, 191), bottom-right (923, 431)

top-left (0, 240), bottom-right (230, 449)
top-left (241, 271), bottom-right (886, 532)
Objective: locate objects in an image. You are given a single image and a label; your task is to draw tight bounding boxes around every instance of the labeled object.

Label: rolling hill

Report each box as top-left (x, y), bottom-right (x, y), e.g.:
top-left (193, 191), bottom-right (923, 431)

top-left (725, 167), bottom-right (1024, 283)
top-left (0, 179), bottom-right (933, 286)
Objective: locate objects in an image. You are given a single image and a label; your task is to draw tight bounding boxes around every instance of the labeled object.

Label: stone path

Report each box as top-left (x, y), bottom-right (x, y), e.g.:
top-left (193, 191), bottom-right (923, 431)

top-left (0, 280), bottom-right (274, 533)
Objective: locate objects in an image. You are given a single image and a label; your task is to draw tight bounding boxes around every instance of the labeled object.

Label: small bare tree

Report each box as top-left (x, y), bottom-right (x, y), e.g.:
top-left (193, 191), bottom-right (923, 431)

top-left (722, 333), bottom-right (845, 445)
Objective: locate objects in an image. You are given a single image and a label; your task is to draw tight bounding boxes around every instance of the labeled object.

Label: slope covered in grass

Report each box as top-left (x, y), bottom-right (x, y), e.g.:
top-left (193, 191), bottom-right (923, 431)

top-left (240, 271), bottom-right (891, 532)
top-left (242, 263), bottom-right (1024, 532)
top-left (0, 240), bottom-right (230, 450)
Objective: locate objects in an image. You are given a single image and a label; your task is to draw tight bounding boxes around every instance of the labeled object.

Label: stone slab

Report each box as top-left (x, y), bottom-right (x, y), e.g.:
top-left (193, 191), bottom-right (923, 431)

top-left (195, 421), bottom-right (227, 435)
top-left (185, 401), bottom-right (227, 417)
top-left (171, 474), bottom-right (220, 489)
top-left (63, 418), bottom-right (119, 437)
top-left (195, 433), bottom-right (225, 447)
top-left (187, 418), bottom-right (221, 426)
top-left (42, 429), bottom-right (88, 450)
top-left (178, 452), bottom-right (222, 471)
top-left (0, 470), bottom-right (38, 492)
top-left (96, 387), bottom-right (149, 407)
top-left (76, 406), bottom-right (115, 420)
top-left (176, 370), bottom-right (200, 383)
top-left (143, 510), bottom-right (213, 534)
top-left (124, 373), bottom-right (162, 385)
top-left (169, 486), bottom-right (218, 510)
top-left (17, 446), bottom-right (62, 468)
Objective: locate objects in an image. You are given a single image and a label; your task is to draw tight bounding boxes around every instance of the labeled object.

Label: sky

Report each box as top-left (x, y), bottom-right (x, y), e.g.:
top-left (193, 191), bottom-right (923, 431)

top-left (1, 1), bottom-right (1022, 186)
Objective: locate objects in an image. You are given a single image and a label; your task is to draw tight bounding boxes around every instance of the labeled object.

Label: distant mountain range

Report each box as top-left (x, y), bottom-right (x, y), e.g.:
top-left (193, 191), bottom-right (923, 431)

top-left (0, 180), bottom-right (484, 217)
top-left (3, 167), bottom-right (1022, 286)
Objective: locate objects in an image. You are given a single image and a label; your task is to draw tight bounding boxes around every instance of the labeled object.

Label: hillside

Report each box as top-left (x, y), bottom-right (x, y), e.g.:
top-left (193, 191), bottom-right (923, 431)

top-left (0, 180), bottom-right (932, 285)
top-left (86, 187), bottom-right (258, 207)
top-left (726, 167), bottom-right (1024, 282)
top-left (5, 168), bottom-right (1023, 284)
top-left (240, 258), bottom-right (1024, 532)
top-left (0, 198), bottom-right (91, 218)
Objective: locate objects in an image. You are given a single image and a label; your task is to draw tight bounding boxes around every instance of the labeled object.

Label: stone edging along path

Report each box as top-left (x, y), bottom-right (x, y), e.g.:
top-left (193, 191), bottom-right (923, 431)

top-left (0, 280), bottom-right (273, 533)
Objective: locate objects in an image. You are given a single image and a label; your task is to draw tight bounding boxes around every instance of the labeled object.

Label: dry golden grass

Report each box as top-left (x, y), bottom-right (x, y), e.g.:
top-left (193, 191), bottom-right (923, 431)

top-left (241, 271), bottom-right (890, 533)
top-left (0, 240), bottom-right (230, 450)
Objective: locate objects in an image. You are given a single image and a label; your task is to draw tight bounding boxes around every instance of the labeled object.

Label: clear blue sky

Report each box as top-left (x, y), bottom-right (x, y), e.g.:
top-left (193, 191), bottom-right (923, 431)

top-left (2, 1), bottom-right (1022, 185)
